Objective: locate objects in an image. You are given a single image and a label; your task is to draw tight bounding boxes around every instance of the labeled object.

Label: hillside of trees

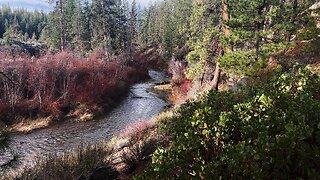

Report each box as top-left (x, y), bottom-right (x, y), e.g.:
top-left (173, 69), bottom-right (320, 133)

top-left (139, 0), bottom-right (319, 84)
top-left (0, 0), bottom-right (320, 179)
top-left (1, 0), bottom-right (140, 55)
top-left (0, 6), bottom-right (47, 41)
top-left (41, 0), bottom-right (141, 55)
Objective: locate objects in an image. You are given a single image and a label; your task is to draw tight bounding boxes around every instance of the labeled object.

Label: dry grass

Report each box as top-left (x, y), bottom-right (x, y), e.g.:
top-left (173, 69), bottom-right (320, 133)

top-left (11, 143), bottom-right (114, 180)
top-left (10, 116), bottom-right (53, 133)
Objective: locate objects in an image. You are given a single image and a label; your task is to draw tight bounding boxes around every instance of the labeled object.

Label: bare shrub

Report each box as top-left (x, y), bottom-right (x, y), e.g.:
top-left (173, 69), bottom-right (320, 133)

top-left (0, 51), bottom-right (149, 123)
top-left (121, 138), bottom-right (157, 174)
top-left (118, 120), bottom-right (158, 174)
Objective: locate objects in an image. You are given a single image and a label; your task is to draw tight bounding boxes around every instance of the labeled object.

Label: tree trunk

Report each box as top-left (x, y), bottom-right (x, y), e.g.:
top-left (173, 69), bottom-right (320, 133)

top-left (255, 0), bottom-right (267, 60)
top-left (286, 0), bottom-right (298, 42)
top-left (211, 62), bottom-right (221, 91)
top-left (221, 0), bottom-right (230, 36)
top-left (212, 0), bottom-right (229, 90)
top-left (58, 0), bottom-right (65, 52)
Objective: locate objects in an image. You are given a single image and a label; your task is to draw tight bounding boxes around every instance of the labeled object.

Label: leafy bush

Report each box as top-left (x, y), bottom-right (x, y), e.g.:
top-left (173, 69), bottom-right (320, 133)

top-left (137, 65), bottom-right (320, 179)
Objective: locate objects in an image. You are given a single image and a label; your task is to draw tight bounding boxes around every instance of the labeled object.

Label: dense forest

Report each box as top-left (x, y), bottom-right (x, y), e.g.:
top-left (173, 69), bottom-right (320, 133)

top-left (140, 0), bottom-right (319, 81)
top-left (0, 0), bottom-right (320, 179)
top-left (41, 0), bottom-right (140, 54)
top-left (0, 6), bottom-right (47, 41)
top-left (0, 0), bottom-right (139, 55)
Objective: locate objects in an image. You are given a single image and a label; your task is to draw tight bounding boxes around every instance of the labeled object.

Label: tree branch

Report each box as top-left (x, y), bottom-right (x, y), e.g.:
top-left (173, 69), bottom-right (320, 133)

top-left (0, 71), bottom-right (15, 85)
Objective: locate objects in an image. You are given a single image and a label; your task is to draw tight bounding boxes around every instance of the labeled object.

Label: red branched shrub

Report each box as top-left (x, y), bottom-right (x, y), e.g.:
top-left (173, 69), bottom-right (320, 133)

top-left (179, 78), bottom-right (192, 95)
top-left (130, 48), bottom-right (167, 72)
top-left (41, 100), bottom-right (62, 117)
top-left (168, 59), bottom-right (192, 104)
top-left (0, 51), bottom-right (149, 124)
top-left (119, 119), bottom-right (152, 139)
top-left (89, 49), bottom-right (107, 61)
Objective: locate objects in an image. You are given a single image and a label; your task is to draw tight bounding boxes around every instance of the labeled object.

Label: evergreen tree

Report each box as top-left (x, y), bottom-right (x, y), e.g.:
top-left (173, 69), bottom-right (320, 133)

top-left (112, 0), bottom-right (129, 53)
top-left (138, 8), bottom-right (151, 47)
top-left (162, 1), bottom-right (175, 59)
top-left (41, 0), bottom-right (138, 54)
top-left (219, 0), bottom-right (319, 76)
top-left (41, 5), bottom-right (62, 50)
top-left (120, 0), bottom-right (130, 50)
top-left (129, 0), bottom-right (137, 47)
top-left (186, 0), bottom-right (220, 81)
top-left (64, 0), bottom-right (78, 50)
top-left (91, 0), bottom-right (116, 54)
top-left (79, 0), bottom-right (92, 52)
top-left (172, 0), bottom-right (193, 48)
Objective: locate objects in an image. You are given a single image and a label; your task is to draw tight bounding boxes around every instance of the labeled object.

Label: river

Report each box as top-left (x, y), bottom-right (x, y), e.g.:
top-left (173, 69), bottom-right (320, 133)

top-left (0, 70), bottom-right (169, 176)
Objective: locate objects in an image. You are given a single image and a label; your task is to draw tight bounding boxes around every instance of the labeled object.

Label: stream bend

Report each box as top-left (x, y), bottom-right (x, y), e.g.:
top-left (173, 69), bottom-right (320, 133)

top-left (0, 70), bottom-right (169, 174)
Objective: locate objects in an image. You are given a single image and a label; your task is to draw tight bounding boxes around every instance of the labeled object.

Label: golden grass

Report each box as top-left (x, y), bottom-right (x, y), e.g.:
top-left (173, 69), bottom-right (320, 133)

top-left (10, 116), bottom-right (53, 133)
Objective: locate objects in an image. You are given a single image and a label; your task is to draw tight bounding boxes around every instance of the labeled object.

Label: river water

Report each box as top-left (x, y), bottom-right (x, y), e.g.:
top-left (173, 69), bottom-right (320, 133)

top-left (0, 70), bottom-right (169, 176)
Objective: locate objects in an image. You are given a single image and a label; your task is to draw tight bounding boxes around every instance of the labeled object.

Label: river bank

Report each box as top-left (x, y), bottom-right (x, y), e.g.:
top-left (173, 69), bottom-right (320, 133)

top-left (6, 77), bottom-right (148, 134)
top-left (0, 48), bottom-right (166, 134)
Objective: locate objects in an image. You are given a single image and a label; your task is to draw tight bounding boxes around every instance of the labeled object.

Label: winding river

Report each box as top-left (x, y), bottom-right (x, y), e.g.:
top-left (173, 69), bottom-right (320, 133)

top-left (0, 70), bottom-right (169, 176)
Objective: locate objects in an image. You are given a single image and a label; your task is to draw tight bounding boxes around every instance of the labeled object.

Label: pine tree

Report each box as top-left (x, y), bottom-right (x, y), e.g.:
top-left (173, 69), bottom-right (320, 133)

top-left (120, 0), bottom-right (130, 50)
top-left (91, 0), bottom-right (117, 55)
top-left (0, 7), bottom-right (47, 40)
top-left (129, 0), bottom-right (137, 47)
top-left (79, 0), bottom-right (92, 52)
top-left (211, 0), bottom-right (229, 90)
top-left (41, 6), bottom-right (62, 50)
top-left (162, 1), bottom-right (175, 59)
top-left (172, 0), bottom-right (193, 48)
top-left (64, 0), bottom-right (78, 50)
top-left (139, 8), bottom-right (151, 47)
top-left (218, 0), bottom-right (319, 76)
top-left (58, 0), bottom-right (66, 51)
top-left (186, 0), bottom-right (220, 81)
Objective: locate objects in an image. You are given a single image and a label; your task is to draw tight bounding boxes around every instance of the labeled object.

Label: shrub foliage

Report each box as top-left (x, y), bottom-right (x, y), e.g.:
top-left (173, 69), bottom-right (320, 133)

top-left (138, 65), bottom-right (320, 179)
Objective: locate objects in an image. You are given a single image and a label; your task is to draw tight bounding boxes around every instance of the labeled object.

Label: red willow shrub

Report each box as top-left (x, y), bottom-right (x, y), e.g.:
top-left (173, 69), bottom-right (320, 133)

top-left (168, 59), bottom-right (192, 104)
top-left (119, 119), bottom-right (152, 139)
top-left (0, 51), bottom-right (149, 124)
top-left (129, 48), bottom-right (166, 72)
top-left (179, 78), bottom-right (192, 95)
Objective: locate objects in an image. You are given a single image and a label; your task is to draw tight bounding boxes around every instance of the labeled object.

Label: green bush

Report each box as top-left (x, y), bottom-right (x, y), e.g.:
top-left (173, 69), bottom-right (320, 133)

top-left (137, 65), bottom-right (320, 179)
